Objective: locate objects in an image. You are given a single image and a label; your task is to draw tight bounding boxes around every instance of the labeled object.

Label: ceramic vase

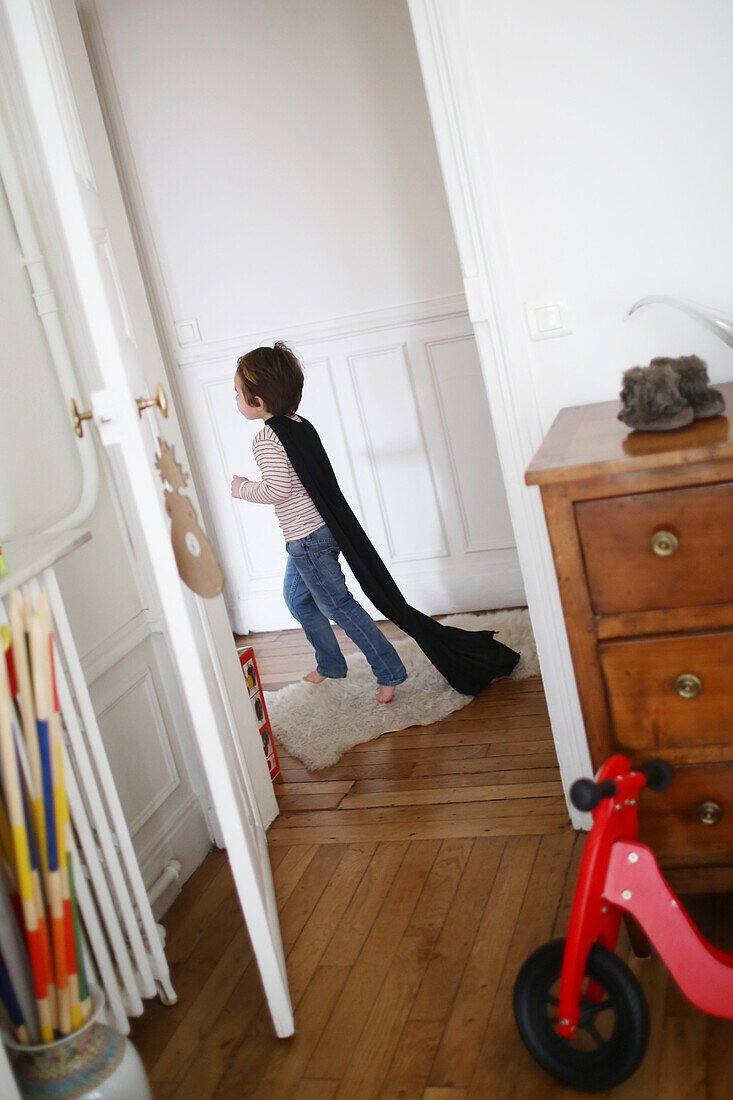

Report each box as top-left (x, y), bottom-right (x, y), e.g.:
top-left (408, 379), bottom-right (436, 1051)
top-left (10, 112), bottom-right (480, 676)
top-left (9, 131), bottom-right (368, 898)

top-left (3, 989), bottom-right (151, 1100)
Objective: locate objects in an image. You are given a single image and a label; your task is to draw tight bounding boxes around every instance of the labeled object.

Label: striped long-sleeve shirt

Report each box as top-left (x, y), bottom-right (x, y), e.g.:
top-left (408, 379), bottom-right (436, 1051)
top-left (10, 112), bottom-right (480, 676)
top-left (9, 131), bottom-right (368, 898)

top-left (238, 419), bottom-right (325, 541)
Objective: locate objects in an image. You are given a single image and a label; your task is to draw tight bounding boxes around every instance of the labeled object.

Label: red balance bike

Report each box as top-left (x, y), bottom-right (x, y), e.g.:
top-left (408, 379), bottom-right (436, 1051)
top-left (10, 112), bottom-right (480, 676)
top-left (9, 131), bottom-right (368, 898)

top-left (514, 754), bottom-right (733, 1091)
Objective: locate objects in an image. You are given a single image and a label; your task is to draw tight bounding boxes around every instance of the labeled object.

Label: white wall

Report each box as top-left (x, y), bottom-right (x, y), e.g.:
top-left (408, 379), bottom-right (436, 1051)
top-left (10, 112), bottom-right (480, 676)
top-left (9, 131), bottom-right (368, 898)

top-left (93, 0), bottom-right (464, 339)
top-left (406, 0), bottom-right (733, 822)
top-left (456, 0), bottom-right (733, 430)
top-left (87, 0), bottom-right (522, 631)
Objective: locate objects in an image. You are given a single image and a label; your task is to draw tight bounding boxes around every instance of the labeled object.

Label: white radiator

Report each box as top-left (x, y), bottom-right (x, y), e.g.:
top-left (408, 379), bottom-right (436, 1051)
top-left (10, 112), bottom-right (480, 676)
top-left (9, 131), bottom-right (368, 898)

top-left (0, 556), bottom-right (176, 1037)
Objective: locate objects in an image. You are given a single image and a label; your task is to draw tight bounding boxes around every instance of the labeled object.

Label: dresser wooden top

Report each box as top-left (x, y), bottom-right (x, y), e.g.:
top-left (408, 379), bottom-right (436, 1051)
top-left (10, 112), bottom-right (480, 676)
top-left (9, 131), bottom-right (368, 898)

top-left (526, 381), bottom-right (733, 486)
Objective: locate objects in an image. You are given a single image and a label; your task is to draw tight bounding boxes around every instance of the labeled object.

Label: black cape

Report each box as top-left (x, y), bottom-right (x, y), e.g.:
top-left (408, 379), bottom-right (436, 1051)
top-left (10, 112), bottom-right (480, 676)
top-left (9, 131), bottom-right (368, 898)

top-left (268, 415), bottom-right (520, 695)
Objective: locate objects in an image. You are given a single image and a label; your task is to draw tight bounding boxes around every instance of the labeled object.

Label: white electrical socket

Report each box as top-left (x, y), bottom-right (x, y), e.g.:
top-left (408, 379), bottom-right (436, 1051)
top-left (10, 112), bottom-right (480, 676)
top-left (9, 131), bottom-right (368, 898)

top-left (174, 318), bottom-right (202, 346)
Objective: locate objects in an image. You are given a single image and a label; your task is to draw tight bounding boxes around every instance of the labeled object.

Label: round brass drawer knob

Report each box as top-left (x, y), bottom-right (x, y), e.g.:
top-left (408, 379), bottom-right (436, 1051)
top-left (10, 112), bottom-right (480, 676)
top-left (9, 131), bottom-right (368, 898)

top-left (651, 530), bottom-right (678, 557)
top-left (675, 673), bottom-right (702, 699)
top-left (698, 800), bottom-right (723, 826)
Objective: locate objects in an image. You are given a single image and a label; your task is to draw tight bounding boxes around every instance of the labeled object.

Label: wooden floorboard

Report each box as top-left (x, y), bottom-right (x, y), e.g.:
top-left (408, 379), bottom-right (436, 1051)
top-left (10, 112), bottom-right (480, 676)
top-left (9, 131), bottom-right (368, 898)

top-left (130, 616), bottom-right (733, 1098)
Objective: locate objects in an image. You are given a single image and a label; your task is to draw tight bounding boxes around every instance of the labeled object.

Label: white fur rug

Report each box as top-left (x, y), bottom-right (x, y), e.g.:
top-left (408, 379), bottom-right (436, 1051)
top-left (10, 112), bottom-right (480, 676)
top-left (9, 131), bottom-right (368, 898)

top-left (264, 609), bottom-right (538, 771)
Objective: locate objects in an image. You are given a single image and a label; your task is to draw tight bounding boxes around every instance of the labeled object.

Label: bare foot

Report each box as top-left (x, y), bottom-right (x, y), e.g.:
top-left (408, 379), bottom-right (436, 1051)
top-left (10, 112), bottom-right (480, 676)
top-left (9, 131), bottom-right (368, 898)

top-left (302, 670), bottom-right (325, 684)
top-left (377, 685), bottom-right (395, 704)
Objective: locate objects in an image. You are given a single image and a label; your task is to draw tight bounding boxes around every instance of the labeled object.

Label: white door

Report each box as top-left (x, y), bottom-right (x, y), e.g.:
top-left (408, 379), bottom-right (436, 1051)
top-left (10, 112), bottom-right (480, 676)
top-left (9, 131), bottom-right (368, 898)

top-left (2, 0), bottom-right (294, 1037)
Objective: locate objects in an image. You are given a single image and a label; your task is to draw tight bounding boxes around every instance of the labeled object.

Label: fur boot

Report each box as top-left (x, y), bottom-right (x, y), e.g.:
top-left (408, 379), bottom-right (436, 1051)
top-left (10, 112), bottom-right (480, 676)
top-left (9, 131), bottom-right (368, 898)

top-left (617, 362), bottom-right (694, 431)
top-left (649, 355), bottom-right (725, 419)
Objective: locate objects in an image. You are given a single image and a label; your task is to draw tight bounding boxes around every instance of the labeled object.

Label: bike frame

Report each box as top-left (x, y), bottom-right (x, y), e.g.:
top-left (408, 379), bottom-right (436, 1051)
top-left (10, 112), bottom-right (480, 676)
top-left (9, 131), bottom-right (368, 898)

top-left (557, 753), bottom-right (733, 1037)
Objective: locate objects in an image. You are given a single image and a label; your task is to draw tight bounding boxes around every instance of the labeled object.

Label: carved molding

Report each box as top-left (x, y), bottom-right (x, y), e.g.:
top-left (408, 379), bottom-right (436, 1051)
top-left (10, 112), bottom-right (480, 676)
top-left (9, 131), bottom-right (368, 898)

top-left (347, 341), bottom-right (450, 564)
top-left (177, 293), bottom-right (469, 371)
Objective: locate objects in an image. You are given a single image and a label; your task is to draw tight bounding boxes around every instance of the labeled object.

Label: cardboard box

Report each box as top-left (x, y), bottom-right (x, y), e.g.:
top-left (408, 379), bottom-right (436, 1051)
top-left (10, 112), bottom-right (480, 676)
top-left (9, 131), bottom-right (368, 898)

top-left (238, 646), bottom-right (280, 781)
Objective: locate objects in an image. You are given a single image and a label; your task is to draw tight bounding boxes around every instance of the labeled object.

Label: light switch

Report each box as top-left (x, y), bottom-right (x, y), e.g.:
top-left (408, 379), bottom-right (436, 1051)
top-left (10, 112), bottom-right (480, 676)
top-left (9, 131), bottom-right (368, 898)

top-left (525, 301), bottom-right (572, 340)
top-left (174, 318), bottom-right (202, 346)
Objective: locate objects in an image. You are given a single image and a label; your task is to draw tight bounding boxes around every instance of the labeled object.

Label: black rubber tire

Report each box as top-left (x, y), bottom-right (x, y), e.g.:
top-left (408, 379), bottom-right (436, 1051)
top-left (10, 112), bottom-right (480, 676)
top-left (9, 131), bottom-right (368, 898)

top-left (513, 938), bottom-right (650, 1092)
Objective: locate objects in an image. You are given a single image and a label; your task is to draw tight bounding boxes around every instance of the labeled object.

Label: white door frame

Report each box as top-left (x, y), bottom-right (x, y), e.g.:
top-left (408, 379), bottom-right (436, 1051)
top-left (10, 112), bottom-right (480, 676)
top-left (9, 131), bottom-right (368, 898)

top-left (408, 0), bottom-right (591, 826)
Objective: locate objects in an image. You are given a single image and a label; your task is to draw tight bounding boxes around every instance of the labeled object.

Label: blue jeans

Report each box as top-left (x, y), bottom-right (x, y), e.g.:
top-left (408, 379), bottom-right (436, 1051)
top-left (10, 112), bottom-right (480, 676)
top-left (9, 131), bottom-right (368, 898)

top-left (283, 525), bottom-right (408, 686)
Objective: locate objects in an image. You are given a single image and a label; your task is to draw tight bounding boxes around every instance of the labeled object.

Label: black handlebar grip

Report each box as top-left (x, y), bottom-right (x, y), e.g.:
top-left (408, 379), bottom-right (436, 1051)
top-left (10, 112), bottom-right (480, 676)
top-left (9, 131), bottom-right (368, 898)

top-left (570, 778), bottom-right (618, 812)
top-left (641, 759), bottom-right (673, 792)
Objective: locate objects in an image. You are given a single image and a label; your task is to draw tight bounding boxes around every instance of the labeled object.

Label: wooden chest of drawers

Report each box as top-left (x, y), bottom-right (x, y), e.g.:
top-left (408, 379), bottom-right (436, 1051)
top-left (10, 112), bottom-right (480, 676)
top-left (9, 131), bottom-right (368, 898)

top-left (526, 382), bottom-right (733, 892)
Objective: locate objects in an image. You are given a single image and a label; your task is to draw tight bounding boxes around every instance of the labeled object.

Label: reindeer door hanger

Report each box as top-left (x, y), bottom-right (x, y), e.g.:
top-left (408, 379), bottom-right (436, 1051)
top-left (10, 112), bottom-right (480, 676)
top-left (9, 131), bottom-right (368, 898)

top-left (155, 439), bottom-right (224, 598)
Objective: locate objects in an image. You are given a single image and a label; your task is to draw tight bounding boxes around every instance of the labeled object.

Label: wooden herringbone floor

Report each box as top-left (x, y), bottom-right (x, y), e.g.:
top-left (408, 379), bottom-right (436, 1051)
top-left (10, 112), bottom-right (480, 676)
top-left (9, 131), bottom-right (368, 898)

top-left (131, 619), bottom-right (733, 1099)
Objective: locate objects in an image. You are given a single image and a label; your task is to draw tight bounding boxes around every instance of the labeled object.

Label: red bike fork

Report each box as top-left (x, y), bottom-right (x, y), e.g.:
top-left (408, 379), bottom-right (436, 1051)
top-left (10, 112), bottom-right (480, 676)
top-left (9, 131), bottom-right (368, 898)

top-left (556, 755), bottom-right (643, 1038)
top-left (557, 755), bottom-right (733, 1034)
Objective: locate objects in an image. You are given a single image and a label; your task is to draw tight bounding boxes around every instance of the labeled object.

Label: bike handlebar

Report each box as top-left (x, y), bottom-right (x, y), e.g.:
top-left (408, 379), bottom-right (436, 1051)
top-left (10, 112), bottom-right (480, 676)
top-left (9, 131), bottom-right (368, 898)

top-left (640, 759), bottom-right (673, 792)
top-left (569, 759), bottom-right (673, 812)
top-left (570, 778), bottom-right (617, 812)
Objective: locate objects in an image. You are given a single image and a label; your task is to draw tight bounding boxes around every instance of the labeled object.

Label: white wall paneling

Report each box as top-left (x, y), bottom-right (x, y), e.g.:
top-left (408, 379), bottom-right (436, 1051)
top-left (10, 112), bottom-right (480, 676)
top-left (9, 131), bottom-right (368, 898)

top-left (347, 342), bottom-right (449, 564)
top-left (426, 336), bottom-right (516, 555)
top-left (179, 302), bottom-right (524, 634)
top-left (88, 631), bottom-right (211, 890)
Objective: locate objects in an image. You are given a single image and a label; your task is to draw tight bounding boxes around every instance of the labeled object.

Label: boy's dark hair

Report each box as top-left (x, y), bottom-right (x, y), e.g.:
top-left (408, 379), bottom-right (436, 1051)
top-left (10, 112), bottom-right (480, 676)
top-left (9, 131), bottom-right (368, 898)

top-left (236, 341), bottom-right (304, 417)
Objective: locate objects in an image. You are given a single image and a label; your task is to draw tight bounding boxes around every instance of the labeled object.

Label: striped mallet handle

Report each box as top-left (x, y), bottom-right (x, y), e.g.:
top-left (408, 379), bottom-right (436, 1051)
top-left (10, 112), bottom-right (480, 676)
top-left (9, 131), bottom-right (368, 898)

top-left (0, 948), bottom-right (30, 1045)
top-left (41, 590), bottom-right (81, 1030)
top-left (0, 797), bottom-right (22, 927)
top-left (8, 604), bottom-right (56, 1027)
top-left (0, 637), bottom-right (54, 1043)
top-left (66, 845), bottom-right (91, 1024)
top-left (16, 731), bottom-right (57, 1032)
top-left (27, 589), bottom-right (70, 1036)
top-left (8, 593), bottom-right (46, 869)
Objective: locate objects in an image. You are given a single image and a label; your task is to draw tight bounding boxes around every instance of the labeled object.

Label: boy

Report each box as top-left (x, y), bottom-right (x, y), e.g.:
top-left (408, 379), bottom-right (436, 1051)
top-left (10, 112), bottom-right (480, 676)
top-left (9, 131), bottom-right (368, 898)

top-left (231, 342), bottom-right (407, 703)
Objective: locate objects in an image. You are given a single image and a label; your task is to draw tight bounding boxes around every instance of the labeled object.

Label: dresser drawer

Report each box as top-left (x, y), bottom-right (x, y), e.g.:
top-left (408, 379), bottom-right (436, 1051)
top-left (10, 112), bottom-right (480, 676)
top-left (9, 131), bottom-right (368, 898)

top-left (575, 481), bottom-right (733, 614)
top-left (638, 762), bottom-right (733, 866)
top-left (600, 630), bottom-right (733, 750)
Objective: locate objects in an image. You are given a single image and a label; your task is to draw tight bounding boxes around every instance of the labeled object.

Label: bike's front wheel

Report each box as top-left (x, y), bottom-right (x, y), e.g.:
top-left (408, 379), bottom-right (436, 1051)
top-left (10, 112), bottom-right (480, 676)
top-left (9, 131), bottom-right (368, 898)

top-left (514, 938), bottom-right (650, 1091)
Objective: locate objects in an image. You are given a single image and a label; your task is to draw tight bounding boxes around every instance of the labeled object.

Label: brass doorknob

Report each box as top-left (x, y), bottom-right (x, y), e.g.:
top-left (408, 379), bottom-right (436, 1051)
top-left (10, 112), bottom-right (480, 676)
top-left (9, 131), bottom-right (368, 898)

top-left (698, 800), bottom-right (723, 825)
top-left (137, 383), bottom-right (169, 419)
top-left (675, 673), bottom-right (702, 699)
top-left (70, 398), bottom-right (93, 438)
top-left (651, 530), bottom-right (678, 557)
